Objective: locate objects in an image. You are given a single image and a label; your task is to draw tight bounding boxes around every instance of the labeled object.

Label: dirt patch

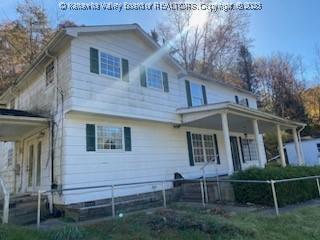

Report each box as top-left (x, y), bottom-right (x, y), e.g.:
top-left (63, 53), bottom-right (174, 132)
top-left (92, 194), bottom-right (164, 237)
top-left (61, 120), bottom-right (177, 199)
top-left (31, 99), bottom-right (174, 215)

top-left (145, 208), bottom-right (255, 238)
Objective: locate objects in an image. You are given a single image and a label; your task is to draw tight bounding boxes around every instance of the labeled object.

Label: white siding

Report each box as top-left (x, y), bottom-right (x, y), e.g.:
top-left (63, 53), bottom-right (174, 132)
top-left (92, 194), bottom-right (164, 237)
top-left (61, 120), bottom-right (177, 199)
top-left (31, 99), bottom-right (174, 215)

top-left (68, 31), bottom-right (257, 124)
top-left (60, 113), bottom-right (260, 204)
top-left (286, 139), bottom-right (320, 166)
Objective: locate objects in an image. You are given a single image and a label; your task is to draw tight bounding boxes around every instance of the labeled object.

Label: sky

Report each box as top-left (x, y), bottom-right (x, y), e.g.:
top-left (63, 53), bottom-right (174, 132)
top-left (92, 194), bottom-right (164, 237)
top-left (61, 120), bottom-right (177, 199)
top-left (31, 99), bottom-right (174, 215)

top-left (1, 0), bottom-right (319, 86)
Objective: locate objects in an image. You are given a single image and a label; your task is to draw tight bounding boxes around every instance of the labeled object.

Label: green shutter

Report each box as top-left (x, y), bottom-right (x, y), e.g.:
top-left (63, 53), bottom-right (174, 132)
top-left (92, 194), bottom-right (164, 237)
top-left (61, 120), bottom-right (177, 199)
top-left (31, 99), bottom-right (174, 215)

top-left (239, 137), bottom-right (245, 163)
top-left (124, 127), bottom-right (132, 151)
top-left (185, 80), bottom-right (192, 107)
top-left (90, 48), bottom-right (99, 74)
top-left (162, 72), bottom-right (169, 92)
top-left (121, 58), bottom-right (129, 82)
top-left (202, 85), bottom-right (207, 105)
top-left (186, 132), bottom-right (194, 166)
top-left (235, 95), bottom-right (239, 104)
top-left (214, 134), bottom-right (220, 164)
top-left (86, 124), bottom-right (96, 152)
top-left (140, 66), bottom-right (147, 87)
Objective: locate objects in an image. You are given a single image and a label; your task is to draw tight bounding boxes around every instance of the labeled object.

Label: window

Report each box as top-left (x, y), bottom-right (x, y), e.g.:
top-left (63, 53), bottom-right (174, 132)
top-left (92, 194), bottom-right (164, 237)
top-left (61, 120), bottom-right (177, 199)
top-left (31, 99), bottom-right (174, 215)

top-left (147, 68), bottom-right (163, 89)
top-left (100, 52), bottom-right (121, 78)
top-left (190, 83), bottom-right (204, 106)
top-left (96, 126), bottom-right (123, 150)
top-left (192, 134), bottom-right (205, 163)
top-left (191, 133), bottom-right (218, 163)
top-left (317, 143), bottom-right (320, 153)
top-left (7, 148), bottom-right (13, 167)
top-left (46, 61), bottom-right (54, 85)
top-left (203, 135), bottom-right (216, 162)
top-left (241, 139), bottom-right (258, 161)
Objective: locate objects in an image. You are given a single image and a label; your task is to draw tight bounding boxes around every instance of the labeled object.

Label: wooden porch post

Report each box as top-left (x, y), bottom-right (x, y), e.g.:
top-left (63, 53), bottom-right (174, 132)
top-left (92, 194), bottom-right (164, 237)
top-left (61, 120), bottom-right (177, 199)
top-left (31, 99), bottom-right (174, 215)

top-left (292, 128), bottom-right (304, 165)
top-left (221, 112), bottom-right (234, 175)
top-left (252, 119), bottom-right (265, 168)
top-left (276, 125), bottom-right (286, 167)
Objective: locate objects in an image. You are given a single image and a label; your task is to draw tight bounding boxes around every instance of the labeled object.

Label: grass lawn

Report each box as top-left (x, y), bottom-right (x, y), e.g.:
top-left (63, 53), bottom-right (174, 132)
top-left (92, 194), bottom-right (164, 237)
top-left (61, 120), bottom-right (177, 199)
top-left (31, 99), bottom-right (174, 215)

top-left (1, 204), bottom-right (320, 240)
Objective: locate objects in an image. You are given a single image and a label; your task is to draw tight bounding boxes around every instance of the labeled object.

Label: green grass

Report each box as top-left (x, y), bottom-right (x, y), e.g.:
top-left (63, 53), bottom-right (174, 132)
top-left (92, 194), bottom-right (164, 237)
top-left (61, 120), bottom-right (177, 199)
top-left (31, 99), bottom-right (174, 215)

top-left (2, 204), bottom-right (320, 240)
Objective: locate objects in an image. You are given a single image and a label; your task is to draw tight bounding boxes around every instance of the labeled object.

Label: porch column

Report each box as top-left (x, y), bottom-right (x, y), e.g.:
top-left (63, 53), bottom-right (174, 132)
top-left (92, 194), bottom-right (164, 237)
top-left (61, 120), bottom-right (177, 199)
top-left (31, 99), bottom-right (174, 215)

top-left (276, 125), bottom-right (286, 167)
top-left (221, 112), bottom-right (234, 175)
top-left (252, 119), bottom-right (265, 168)
top-left (292, 128), bottom-right (304, 165)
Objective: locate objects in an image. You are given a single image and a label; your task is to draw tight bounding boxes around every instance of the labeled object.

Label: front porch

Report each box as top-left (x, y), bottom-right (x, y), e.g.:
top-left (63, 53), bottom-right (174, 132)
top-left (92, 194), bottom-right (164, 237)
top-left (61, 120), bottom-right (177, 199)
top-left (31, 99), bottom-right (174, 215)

top-left (0, 109), bottom-right (51, 194)
top-left (177, 102), bottom-right (306, 175)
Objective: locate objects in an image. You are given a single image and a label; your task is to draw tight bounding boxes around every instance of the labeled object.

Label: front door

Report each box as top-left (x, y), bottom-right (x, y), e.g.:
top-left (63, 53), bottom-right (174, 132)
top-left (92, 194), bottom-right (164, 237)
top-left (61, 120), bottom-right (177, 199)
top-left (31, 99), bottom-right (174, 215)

top-left (27, 139), bottom-right (42, 192)
top-left (230, 136), bottom-right (242, 172)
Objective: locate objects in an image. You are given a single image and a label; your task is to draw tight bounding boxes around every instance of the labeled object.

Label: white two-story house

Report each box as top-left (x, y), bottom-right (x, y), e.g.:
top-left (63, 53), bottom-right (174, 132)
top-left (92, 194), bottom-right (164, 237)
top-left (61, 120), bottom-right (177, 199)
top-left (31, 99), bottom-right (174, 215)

top-left (0, 24), bottom-right (305, 209)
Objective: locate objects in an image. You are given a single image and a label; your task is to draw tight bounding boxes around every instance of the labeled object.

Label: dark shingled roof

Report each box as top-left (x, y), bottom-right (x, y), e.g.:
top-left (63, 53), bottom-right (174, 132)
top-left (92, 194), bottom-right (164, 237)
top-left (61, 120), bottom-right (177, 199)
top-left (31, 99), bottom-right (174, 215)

top-left (0, 108), bottom-right (45, 118)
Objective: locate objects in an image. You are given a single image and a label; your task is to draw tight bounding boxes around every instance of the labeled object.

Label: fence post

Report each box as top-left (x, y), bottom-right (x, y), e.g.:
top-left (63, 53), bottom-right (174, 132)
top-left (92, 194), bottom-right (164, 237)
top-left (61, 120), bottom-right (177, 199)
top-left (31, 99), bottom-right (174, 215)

top-left (2, 193), bottom-right (9, 224)
top-left (316, 178), bottom-right (320, 197)
top-left (216, 174), bottom-right (222, 202)
top-left (37, 190), bottom-right (41, 229)
top-left (111, 185), bottom-right (115, 217)
top-left (203, 177), bottom-right (209, 203)
top-left (200, 180), bottom-right (206, 208)
top-left (270, 180), bottom-right (279, 216)
top-left (162, 181), bottom-right (167, 208)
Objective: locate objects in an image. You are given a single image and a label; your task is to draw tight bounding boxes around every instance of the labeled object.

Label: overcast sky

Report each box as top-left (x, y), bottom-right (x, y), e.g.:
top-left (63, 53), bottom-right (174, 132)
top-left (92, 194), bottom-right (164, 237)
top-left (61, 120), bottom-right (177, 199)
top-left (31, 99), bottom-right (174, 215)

top-left (1, 0), bottom-right (319, 86)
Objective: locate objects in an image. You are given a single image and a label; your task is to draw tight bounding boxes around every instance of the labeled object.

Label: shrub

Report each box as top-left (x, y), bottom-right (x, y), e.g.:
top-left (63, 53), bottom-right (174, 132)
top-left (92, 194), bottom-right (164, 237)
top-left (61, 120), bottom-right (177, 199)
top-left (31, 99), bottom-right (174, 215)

top-left (231, 166), bottom-right (320, 207)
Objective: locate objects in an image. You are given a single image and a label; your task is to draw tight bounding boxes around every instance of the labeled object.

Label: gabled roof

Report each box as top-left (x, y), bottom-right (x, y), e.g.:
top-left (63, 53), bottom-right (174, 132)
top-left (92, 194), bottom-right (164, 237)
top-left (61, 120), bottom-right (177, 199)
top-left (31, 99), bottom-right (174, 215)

top-left (64, 24), bottom-right (185, 72)
top-left (0, 24), bottom-right (185, 101)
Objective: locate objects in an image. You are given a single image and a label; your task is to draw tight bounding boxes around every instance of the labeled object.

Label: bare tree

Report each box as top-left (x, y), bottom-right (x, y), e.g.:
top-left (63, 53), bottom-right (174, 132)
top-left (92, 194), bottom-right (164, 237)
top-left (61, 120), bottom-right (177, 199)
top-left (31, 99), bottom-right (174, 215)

top-left (254, 53), bottom-right (307, 121)
top-left (157, 5), bottom-right (249, 83)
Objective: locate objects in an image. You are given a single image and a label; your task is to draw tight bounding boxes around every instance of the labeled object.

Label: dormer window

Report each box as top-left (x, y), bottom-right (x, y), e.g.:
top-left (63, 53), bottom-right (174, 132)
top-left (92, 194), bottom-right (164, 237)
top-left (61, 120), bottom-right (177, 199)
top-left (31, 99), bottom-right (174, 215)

top-left (46, 61), bottom-right (54, 85)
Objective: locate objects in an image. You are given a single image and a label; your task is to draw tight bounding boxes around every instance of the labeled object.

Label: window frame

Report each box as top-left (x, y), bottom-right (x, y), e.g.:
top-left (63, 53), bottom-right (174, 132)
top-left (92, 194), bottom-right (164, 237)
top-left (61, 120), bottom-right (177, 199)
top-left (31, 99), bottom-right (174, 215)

top-left (95, 125), bottom-right (125, 152)
top-left (45, 60), bottom-right (55, 86)
top-left (146, 67), bottom-right (164, 91)
top-left (190, 82), bottom-right (204, 106)
top-left (190, 132), bottom-right (218, 164)
top-left (99, 51), bottom-right (122, 80)
top-left (241, 138), bottom-right (258, 162)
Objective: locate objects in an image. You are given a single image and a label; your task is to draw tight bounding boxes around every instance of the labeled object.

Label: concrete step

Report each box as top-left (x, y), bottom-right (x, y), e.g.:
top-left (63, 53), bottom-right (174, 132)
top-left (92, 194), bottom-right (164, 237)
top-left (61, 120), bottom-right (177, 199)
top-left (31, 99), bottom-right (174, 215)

top-left (0, 194), bottom-right (49, 225)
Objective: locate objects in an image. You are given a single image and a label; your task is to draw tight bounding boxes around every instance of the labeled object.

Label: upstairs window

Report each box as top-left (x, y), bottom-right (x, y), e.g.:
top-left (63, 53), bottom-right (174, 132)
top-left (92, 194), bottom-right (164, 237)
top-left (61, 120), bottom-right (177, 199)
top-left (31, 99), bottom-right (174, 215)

top-left (46, 61), bottom-right (54, 85)
top-left (190, 83), bottom-right (204, 106)
top-left (147, 68), bottom-right (163, 90)
top-left (100, 52), bottom-right (121, 78)
top-left (96, 126), bottom-right (123, 150)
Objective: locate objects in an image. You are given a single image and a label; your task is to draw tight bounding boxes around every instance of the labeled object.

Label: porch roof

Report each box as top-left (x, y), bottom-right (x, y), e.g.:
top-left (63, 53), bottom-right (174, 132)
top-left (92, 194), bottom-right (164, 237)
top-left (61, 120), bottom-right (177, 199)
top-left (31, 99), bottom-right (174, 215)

top-left (0, 109), bottom-right (50, 141)
top-left (176, 102), bottom-right (305, 134)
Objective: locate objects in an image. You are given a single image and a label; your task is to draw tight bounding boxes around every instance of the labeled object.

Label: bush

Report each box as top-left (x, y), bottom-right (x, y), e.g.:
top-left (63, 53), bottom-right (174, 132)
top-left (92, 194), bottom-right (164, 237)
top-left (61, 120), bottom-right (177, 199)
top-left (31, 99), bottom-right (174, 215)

top-left (231, 166), bottom-right (320, 207)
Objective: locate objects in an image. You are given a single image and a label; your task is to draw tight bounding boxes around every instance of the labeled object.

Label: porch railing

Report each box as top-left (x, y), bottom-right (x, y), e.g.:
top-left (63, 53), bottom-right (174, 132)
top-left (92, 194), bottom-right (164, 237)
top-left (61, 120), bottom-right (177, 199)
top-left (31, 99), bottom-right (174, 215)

top-left (0, 177), bottom-right (9, 223)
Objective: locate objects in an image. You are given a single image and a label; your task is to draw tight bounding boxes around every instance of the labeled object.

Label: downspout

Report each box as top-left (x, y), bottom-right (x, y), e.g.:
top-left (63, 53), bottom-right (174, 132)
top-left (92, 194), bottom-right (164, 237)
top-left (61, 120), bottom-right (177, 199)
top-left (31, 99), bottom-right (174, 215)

top-left (45, 49), bottom-right (64, 191)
